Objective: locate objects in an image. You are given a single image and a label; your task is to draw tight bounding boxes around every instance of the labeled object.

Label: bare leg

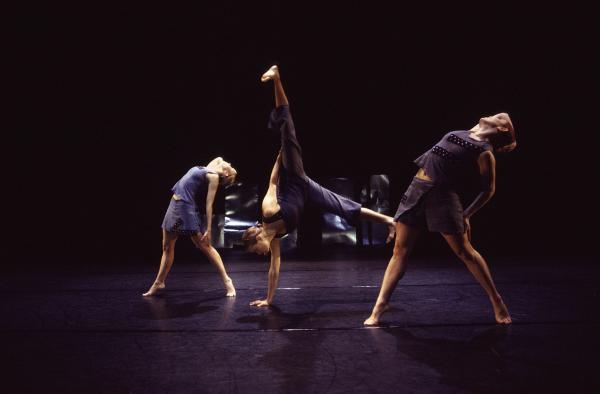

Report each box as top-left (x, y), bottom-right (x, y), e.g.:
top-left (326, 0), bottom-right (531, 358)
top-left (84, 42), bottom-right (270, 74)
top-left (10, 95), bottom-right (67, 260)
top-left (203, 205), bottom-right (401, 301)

top-left (261, 65), bottom-right (289, 107)
top-left (191, 234), bottom-right (236, 297)
top-left (364, 222), bottom-right (421, 325)
top-left (442, 232), bottom-right (512, 324)
top-left (359, 208), bottom-right (396, 243)
top-left (143, 230), bottom-right (178, 296)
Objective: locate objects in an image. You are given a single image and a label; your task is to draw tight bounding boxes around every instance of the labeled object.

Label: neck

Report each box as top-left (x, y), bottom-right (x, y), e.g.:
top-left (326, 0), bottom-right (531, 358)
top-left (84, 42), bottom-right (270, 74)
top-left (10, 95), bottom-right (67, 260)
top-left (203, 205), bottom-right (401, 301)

top-left (469, 125), bottom-right (494, 141)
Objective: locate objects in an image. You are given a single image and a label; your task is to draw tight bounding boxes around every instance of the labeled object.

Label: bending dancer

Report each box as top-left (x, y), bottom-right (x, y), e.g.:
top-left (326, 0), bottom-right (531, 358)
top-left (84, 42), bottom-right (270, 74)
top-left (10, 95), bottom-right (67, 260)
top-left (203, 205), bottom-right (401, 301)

top-left (243, 65), bottom-right (396, 307)
top-left (364, 113), bottom-right (516, 325)
top-left (143, 158), bottom-right (237, 297)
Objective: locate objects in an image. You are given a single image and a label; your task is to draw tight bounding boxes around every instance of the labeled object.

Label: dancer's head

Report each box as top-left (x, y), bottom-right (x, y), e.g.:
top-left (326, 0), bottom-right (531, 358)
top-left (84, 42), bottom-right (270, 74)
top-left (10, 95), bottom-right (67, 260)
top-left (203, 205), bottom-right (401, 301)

top-left (213, 158), bottom-right (237, 186)
top-left (478, 113), bottom-right (516, 153)
top-left (242, 224), bottom-right (271, 255)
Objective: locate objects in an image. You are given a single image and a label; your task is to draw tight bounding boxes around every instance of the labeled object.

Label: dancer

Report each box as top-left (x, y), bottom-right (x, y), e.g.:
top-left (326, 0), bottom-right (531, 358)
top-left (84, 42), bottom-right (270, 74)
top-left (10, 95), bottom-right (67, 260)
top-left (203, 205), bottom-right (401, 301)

top-left (143, 157), bottom-right (237, 297)
top-left (364, 113), bottom-right (516, 325)
top-left (243, 65), bottom-right (396, 307)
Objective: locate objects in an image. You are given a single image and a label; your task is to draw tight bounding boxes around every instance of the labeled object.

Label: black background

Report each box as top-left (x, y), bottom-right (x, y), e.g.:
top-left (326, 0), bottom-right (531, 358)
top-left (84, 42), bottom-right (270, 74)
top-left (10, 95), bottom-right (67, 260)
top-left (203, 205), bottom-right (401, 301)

top-left (4, 2), bottom-right (596, 265)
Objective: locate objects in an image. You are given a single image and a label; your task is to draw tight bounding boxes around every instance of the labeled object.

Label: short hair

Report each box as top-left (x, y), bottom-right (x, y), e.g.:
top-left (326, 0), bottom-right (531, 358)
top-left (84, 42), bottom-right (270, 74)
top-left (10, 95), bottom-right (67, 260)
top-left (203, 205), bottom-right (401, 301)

top-left (220, 168), bottom-right (238, 187)
top-left (241, 225), bottom-right (260, 249)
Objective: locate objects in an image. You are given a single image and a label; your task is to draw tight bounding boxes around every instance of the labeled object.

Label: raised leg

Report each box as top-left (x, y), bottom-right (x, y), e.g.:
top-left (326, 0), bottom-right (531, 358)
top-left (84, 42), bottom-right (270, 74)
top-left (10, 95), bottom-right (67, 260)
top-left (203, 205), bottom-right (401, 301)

top-left (261, 65), bottom-right (289, 107)
top-left (262, 65), bottom-right (305, 177)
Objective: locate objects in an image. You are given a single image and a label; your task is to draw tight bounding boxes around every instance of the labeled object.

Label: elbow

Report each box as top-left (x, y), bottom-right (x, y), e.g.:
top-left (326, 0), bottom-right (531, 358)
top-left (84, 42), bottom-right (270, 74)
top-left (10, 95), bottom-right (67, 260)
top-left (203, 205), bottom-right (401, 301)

top-left (484, 186), bottom-right (495, 198)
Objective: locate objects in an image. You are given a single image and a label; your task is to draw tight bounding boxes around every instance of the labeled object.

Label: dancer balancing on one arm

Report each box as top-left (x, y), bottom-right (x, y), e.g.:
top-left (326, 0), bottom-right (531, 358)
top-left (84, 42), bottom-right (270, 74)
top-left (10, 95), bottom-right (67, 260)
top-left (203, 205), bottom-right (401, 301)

top-left (364, 113), bottom-right (516, 325)
top-left (242, 65), bottom-right (396, 307)
top-left (143, 157), bottom-right (238, 297)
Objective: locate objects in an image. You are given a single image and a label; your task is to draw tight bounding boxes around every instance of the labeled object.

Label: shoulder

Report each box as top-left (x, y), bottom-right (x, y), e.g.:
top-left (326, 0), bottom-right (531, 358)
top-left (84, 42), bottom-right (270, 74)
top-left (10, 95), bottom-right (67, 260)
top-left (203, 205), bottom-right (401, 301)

top-left (206, 172), bottom-right (219, 181)
top-left (478, 150), bottom-right (496, 167)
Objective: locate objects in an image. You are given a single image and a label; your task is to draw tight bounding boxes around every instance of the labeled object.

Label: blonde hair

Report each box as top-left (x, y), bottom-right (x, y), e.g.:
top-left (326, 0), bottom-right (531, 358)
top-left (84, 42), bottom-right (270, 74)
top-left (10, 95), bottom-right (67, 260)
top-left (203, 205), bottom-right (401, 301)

top-left (220, 168), bottom-right (237, 187)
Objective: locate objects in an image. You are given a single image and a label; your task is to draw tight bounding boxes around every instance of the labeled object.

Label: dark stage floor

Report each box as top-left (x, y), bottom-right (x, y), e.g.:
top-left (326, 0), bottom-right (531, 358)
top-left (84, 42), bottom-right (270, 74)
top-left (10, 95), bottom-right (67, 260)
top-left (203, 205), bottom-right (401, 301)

top-left (3, 251), bottom-right (599, 393)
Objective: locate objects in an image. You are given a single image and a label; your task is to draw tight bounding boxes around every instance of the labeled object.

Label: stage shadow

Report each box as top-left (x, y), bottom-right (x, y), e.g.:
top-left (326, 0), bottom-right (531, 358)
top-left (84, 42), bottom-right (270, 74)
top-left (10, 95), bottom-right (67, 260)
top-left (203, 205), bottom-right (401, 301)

top-left (135, 293), bottom-right (221, 320)
top-left (236, 305), bottom-right (316, 330)
top-left (237, 305), bottom-right (330, 394)
top-left (370, 325), bottom-right (515, 392)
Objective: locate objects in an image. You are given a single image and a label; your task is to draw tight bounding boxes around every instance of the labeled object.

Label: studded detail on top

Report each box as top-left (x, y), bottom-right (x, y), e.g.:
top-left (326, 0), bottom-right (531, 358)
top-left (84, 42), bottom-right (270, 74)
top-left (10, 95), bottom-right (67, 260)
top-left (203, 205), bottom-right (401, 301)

top-left (447, 134), bottom-right (484, 152)
top-left (413, 130), bottom-right (491, 186)
top-left (431, 146), bottom-right (456, 162)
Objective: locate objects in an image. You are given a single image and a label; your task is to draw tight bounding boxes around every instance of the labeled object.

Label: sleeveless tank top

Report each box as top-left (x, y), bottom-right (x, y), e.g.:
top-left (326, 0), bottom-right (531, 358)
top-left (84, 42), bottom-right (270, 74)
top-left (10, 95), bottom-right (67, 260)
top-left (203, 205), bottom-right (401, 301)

top-left (414, 130), bottom-right (492, 188)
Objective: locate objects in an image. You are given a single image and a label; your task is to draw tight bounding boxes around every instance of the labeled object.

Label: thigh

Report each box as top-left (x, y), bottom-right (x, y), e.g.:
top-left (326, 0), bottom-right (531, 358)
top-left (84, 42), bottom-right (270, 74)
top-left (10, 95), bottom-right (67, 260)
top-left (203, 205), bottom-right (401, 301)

top-left (393, 177), bottom-right (432, 229)
top-left (393, 221), bottom-right (422, 256)
top-left (162, 229), bottom-right (179, 247)
top-left (424, 188), bottom-right (464, 234)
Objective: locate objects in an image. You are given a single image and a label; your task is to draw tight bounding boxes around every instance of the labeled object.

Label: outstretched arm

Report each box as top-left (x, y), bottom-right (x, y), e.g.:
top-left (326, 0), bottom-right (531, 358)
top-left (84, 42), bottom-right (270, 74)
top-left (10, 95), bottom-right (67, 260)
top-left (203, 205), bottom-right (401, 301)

top-left (463, 151), bottom-right (497, 238)
top-left (250, 239), bottom-right (281, 307)
top-left (201, 173), bottom-right (220, 244)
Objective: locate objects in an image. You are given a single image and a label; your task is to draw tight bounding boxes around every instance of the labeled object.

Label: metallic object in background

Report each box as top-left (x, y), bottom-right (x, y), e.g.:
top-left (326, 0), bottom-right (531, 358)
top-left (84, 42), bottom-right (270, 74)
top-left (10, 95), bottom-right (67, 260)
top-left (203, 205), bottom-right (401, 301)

top-left (210, 214), bottom-right (225, 248)
top-left (321, 178), bottom-right (357, 245)
top-left (277, 230), bottom-right (298, 253)
top-left (360, 174), bottom-right (391, 245)
top-left (223, 182), bottom-right (259, 248)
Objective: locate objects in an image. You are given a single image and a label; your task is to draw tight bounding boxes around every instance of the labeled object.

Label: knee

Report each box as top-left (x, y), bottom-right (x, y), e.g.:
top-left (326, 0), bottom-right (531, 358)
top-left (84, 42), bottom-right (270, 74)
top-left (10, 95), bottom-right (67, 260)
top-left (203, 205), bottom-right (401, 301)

top-left (392, 245), bottom-right (410, 261)
top-left (454, 246), bottom-right (478, 263)
top-left (162, 242), bottom-right (175, 253)
top-left (195, 241), bottom-right (211, 253)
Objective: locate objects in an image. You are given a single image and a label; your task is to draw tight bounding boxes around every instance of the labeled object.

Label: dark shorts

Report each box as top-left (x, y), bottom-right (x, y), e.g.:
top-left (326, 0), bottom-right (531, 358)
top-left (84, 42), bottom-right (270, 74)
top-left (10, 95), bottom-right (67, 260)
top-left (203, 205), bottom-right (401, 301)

top-left (394, 177), bottom-right (464, 234)
top-left (161, 198), bottom-right (206, 236)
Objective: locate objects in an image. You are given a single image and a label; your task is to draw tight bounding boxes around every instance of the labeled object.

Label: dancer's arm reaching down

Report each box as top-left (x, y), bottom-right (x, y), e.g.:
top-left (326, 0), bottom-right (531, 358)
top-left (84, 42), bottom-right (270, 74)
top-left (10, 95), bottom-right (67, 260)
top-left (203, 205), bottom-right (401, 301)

top-left (201, 173), bottom-right (219, 244)
top-left (250, 239), bottom-right (281, 307)
top-left (462, 151), bottom-right (496, 239)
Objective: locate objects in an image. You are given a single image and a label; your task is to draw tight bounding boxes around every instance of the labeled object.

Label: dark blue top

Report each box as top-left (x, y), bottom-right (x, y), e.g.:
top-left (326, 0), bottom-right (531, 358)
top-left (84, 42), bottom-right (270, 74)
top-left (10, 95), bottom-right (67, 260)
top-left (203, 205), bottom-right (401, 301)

top-left (414, 130), bottom-right (492, 189)
top-left (171, 166), bottom-right (216, 207)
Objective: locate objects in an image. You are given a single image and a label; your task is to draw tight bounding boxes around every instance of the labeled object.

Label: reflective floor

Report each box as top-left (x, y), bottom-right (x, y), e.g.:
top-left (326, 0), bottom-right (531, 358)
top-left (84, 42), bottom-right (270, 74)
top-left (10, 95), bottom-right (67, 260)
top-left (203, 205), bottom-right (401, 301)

top-left (3, 251), bottom-right (599, 393)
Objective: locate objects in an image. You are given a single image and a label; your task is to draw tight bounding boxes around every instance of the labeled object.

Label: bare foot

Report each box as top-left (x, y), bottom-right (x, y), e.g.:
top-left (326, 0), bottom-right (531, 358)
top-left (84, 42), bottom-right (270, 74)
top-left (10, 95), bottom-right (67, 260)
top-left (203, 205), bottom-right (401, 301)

top-left (386, 219), bottom-right (396, 243)
top-left (493, 299), bottom-right (512, 324)
top-left (261, 65), bottom-right (280, 82)
top-left (224, 278), bottom-right (236, 297)
top-left (142, 282), bottom-right (165, 297)
top-left (364, 303), bottom-right (390, 326)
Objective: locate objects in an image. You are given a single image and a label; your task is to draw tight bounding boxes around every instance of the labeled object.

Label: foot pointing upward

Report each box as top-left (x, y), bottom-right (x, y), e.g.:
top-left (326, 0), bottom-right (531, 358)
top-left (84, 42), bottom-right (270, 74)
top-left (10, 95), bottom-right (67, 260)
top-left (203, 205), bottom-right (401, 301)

top-left (261, 65), bottom-right (280, 82)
